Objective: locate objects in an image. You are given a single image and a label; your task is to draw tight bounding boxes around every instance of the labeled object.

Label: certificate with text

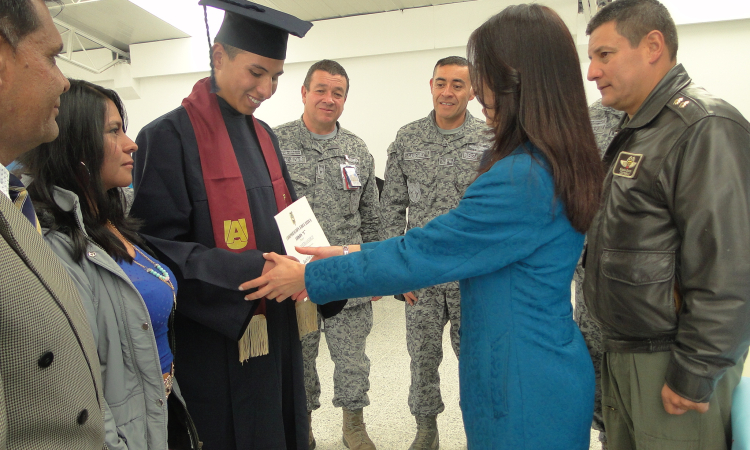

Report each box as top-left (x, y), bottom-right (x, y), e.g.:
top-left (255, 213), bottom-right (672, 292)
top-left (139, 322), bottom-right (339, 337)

top-left (274, 196), bottom-right (330, 264)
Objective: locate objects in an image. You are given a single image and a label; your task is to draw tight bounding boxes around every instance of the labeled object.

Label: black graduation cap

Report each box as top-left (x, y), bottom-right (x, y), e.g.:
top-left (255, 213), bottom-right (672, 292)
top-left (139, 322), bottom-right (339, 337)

top-left (199, 0), bottom-right (313, 60)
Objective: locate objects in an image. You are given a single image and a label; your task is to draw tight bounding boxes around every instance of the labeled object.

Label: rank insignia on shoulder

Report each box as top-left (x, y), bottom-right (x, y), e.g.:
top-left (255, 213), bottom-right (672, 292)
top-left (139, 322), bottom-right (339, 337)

top-left (613, 151), bottom-right (644, 179)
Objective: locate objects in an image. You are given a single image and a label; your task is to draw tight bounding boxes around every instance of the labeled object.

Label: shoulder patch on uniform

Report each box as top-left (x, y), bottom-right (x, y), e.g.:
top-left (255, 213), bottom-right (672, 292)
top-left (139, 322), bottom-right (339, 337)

top-left (612, 151), bottom-right (643, 179)
top-left (405, 150), bottom-right (431, 161)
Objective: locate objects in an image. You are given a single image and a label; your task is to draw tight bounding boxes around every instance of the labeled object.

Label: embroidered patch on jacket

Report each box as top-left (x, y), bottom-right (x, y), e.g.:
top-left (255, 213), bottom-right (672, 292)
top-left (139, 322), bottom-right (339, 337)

top-left (282, 149), bottom-right (302, 156)
top-left (286, 156), bottom-right (306, 164)
top-left (439, 157), bottom-right (455, 166)
top-left (461, 150), bottom-right (483, 161)
top-left (613, 152), bottom-right (644, 179)
top-left (405, 150), bottom-right (431, 161)
top-left (407, 180), bottom-right (421, 203)
top-left (469, 144), bottom-right (488, 152)
top-left (317, 163), bottom-right (325, 181)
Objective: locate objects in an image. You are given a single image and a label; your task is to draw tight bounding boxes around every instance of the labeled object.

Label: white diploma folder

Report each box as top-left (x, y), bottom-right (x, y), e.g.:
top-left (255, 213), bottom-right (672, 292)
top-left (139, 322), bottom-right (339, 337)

top-left (274, 196), bottom-right (330, 264)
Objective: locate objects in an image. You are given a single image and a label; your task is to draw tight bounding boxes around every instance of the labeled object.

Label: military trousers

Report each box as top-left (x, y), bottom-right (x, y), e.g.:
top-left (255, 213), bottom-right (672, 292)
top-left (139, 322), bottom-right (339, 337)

top-left (301, 301), bottom-right (373, 412)
top-left (405, 282), bottom-right (461, 417)
top-left (602, 351), bottom-right (744, 450)
top-left (574, 264), bottom-right (606, 439)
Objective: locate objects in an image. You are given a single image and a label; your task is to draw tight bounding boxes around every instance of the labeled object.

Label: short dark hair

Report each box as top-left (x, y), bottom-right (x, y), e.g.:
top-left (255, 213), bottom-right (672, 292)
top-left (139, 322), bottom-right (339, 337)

top-left (217, 41), bottom-right (242, 60)
top-left (18, 79), bottom-right (144, 263)
top-left (0, 0), bottom-right (40, 49)
top-left (467, 4), bottom-right (603, 233)
top-left (586, 0), bottom-right (678, 61)
top-left (208, 41), bottom-right (244, 92)
top-left (303, 59), bottom-right (349, 96)
top-left (433, 56), bottom-right (468, 76)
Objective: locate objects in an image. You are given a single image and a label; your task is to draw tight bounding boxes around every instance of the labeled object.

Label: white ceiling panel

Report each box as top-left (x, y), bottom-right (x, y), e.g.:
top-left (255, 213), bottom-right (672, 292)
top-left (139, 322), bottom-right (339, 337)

top-left (53, 0), bottom-right (750, 54)
top-left (249, 0), bottom-right (479, 21)
top-left (51, 0), bottom-right (188, 51)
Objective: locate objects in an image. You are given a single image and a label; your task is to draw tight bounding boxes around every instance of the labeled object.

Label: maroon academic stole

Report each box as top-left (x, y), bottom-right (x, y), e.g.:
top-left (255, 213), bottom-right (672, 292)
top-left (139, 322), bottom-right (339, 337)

top-left (182, 77), bottom-right (291, 361)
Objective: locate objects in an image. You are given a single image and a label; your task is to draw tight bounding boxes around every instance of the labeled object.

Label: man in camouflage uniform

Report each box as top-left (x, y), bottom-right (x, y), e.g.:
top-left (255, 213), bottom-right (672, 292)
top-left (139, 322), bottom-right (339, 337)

top-left (574, 98), bottom-right (624, 450)
top-left (380, 56), bottom-right (490, 450)
top-left (274, 60), bottom-right (381, 450)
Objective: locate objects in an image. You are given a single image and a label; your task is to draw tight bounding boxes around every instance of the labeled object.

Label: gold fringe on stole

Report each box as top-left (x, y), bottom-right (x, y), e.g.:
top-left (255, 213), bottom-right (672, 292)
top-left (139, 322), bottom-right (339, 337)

top-left (295, 299), bottom-right (318, 340)
top-left (238, 314), bottom-right (268, 362)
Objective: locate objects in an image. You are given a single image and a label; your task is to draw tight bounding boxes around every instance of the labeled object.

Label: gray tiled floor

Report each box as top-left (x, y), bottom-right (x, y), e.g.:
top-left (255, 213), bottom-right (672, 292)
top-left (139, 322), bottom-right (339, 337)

top-left (309, 297), bottom-right (602, 450)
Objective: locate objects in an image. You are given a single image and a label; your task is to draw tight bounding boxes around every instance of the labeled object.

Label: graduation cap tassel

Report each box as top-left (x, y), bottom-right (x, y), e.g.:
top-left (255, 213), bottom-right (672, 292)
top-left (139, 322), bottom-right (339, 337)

top-left (204, 5), bottom-right (221, 93)
top-left (203, 5), bottom-right (212, 49)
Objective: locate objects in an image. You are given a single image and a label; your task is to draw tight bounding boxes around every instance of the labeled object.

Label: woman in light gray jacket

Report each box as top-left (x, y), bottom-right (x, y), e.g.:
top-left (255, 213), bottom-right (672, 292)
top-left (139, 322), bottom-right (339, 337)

top-left (19, 80), bottom-right (200, 450)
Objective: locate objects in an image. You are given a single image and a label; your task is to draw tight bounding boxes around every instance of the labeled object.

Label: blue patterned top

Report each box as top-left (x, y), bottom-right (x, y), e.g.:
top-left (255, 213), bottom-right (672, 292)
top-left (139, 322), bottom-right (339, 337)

top-left (305, 145), bottom-right (593, 448)
top-left (118, 245), bottom-right (176, 373)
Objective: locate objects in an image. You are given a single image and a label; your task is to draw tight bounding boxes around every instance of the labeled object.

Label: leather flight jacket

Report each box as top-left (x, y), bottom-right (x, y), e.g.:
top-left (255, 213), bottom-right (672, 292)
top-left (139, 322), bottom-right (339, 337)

top-left (583, 64), bottom-right (750, 403)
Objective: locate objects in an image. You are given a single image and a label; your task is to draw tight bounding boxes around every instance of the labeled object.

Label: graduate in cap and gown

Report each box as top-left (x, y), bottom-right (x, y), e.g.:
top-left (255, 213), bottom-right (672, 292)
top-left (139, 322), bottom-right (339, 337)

top-left (131, 1), bottom-right (343, 448)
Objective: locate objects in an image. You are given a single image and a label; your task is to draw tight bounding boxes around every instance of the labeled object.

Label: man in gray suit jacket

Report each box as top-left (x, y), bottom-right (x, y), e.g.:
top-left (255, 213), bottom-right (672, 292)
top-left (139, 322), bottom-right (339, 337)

top-left (0, 0), bottom-right (105, 447)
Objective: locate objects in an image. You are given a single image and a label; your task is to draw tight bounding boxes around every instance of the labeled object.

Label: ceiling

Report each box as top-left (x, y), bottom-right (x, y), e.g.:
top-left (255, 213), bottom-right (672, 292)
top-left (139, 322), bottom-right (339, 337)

top-left (50, 0), bottom-right (482, 54)
top-left (49, 0), bottom-right (750, 56)
top-left (51, 0), bottom-right (189, 53)
top-left (249, 0), bottom-right (479, 22)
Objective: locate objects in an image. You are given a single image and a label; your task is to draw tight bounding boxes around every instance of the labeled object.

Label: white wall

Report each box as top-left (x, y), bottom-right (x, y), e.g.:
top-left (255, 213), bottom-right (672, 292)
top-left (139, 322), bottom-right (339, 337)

top-left (59, 2), bottom-right (750, 178)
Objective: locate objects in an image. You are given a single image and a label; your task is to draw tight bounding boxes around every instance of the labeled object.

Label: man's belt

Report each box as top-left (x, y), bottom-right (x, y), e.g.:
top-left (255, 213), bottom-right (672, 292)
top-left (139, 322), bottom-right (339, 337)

top-left (603, 338), bottom-right (675, 353)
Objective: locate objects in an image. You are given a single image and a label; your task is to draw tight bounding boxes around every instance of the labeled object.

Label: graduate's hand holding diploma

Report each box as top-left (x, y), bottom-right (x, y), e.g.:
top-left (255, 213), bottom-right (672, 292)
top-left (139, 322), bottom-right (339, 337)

top-left (241, 245), bottom-right (361, 302)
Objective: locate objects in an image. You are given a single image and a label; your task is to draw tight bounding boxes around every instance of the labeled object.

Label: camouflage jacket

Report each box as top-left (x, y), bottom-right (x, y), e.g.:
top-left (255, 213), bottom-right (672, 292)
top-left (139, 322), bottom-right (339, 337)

top-left (380, 110), bottom-right (491, 240)
top-left (589, 98), bottom-right (625, 155)
top-left (275, 118), bottom-right (381, 247)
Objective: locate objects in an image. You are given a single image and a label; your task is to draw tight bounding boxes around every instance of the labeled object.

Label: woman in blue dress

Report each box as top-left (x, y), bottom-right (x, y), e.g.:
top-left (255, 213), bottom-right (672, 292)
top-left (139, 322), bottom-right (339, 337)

top-left (243, 4), bottom-right (604, 449)
top-left (19, 80), bottom-right (199, 450)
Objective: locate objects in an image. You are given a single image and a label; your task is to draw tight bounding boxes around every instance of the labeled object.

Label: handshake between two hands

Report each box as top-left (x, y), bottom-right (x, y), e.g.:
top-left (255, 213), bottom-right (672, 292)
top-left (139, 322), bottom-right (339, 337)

top-left (238, 245), bottom-right (335, 303)
top-left (238, 245), bottom-right (381, 304)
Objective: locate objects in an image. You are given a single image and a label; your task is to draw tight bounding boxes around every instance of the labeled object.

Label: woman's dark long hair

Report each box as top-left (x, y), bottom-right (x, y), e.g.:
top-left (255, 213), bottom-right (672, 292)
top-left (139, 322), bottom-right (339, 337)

top-left (467, 4), bottom-right (603, 232)
top-left (18, 79), bottom-right (143, 262)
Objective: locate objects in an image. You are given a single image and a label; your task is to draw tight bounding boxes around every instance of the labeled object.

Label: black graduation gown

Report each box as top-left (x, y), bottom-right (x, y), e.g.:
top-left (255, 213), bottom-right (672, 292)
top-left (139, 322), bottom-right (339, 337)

top-left (131, 97), bottom-right (312, 450)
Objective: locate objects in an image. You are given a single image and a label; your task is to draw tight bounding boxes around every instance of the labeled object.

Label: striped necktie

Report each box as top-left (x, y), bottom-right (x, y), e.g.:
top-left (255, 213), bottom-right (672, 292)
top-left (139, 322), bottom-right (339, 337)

top-left (8, 173), bottom-right (41, 234)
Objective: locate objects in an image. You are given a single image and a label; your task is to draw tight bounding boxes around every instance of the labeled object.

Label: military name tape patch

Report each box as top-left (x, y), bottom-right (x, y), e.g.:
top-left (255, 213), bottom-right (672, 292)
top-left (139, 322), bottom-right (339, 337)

top-left (613, 151), bottom-right (644, 178)
top-left (461, 150), bottom-right (483, 161)
top-left (282, 149), bottom-right (302, 156)
top-left (405, 150), bottom-right (431, 161)
top-left (286, 156), bottom-right (306, 164)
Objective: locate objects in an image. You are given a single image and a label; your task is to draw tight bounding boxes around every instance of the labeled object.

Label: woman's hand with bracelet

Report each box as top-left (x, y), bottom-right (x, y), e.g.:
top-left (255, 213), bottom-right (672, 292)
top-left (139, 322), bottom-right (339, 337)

top-left (298, 244), bottom-right (360, 262)
top-left (240, 245), bottom-right (360, 302)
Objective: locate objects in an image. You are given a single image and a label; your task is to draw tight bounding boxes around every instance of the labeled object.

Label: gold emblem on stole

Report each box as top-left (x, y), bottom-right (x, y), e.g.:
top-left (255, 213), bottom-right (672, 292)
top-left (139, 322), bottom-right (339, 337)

top-left (224, 219), bottom-right (249, 250)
